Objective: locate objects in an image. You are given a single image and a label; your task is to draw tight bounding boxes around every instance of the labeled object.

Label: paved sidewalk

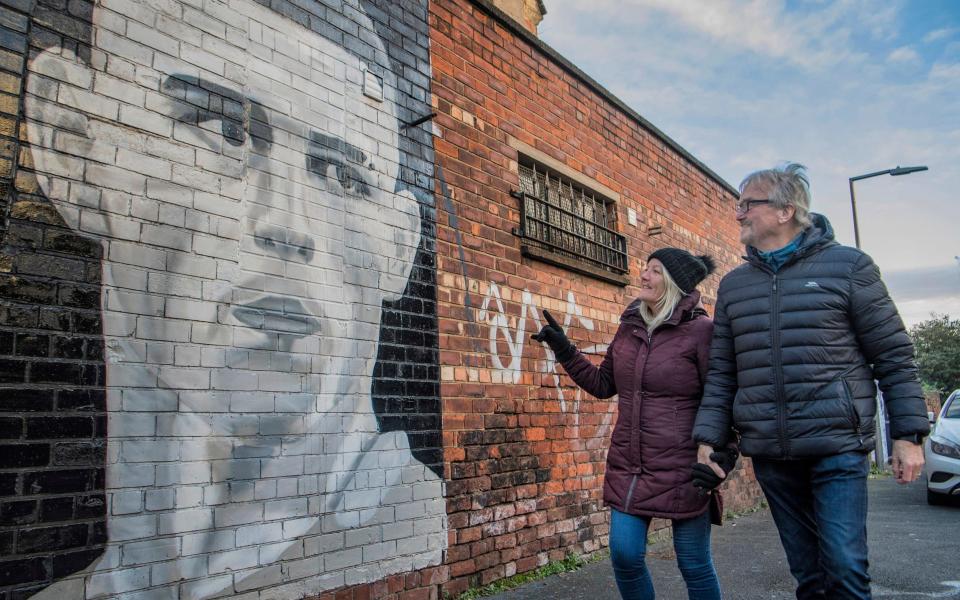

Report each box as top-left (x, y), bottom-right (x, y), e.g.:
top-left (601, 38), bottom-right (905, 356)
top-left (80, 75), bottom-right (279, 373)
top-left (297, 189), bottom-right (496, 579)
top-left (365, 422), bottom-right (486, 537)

top-left (487, 477), bottom-right (960, 599)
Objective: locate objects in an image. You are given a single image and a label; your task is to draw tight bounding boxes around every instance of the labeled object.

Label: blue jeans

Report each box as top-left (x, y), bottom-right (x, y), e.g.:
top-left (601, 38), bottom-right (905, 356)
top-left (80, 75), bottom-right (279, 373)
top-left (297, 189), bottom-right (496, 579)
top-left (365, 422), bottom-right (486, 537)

top-left (609, 508), bottom-right (721, 600)
top-left (753, 452), bottom-right (871, 600)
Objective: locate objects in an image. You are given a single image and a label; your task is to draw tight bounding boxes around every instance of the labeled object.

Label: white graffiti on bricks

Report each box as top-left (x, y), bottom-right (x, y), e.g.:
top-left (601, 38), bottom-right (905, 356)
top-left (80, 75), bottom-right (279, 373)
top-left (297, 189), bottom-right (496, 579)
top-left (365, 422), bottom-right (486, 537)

top-left (479, 283), bottom-right (609, 414)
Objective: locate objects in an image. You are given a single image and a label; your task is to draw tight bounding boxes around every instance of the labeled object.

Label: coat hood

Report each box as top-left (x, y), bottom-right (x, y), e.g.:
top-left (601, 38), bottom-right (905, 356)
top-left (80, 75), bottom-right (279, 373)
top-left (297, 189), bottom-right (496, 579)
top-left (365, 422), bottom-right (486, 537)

top-left (745, 212), bottom-right (837, 267)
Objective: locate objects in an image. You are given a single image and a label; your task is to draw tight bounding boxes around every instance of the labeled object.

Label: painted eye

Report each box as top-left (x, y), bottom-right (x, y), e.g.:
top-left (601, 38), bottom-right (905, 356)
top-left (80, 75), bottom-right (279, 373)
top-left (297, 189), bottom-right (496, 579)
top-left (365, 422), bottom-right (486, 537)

top-left (335, 166), bottom-right (372, 197)
top-left (196, 112), bottom-right (244, 146)
top-left (220, 119), bottom-right (244, 146)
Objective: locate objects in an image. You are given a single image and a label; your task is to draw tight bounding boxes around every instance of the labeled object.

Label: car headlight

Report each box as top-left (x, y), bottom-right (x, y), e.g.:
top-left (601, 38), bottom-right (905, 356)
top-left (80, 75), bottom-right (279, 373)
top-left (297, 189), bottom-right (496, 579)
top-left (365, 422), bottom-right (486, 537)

top-left (930, 438), bottom-right (960, 460)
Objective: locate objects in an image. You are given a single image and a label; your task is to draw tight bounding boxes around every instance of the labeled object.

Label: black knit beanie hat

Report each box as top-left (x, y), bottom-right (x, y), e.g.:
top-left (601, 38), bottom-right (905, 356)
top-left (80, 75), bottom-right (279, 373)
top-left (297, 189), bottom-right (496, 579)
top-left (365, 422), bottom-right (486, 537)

top-left (648, 248), bottom-right (717, 294)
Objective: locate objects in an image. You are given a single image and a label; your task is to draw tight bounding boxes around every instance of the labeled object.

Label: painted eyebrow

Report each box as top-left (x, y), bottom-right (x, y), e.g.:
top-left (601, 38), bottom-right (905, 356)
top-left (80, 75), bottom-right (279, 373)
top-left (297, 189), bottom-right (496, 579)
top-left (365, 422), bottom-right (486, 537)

top-left (160, 74), bottom-right (274, 146)
top-left (308, 131), bottom-right (367, 165)
top-left (165, 74), bottom-right (245, 104)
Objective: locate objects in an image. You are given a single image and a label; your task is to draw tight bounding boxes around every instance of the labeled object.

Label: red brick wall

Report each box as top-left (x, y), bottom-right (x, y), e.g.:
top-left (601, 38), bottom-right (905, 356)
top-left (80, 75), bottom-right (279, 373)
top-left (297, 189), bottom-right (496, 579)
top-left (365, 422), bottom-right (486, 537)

top-left (310, 1), bottom-right (762, 597)
top-left (430, 1), bottom-right (758, 597)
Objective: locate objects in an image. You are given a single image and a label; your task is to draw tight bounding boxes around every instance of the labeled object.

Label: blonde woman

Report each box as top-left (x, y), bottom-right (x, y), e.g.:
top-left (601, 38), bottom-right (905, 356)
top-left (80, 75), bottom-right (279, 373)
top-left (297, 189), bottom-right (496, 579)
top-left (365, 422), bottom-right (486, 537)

top-left (533, 248), bottom-right (733, 600)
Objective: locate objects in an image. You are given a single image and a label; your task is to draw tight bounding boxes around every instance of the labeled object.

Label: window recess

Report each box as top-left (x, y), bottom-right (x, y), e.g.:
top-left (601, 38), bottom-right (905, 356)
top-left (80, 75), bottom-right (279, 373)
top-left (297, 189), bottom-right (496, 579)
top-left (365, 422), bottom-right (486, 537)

top-left (513, 161), bottom-right (629, 286)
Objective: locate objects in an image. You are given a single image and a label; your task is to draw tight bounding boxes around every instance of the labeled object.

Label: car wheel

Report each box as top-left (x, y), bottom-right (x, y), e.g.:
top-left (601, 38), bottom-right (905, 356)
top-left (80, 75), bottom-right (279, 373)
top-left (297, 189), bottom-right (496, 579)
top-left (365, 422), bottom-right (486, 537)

top-left (927, 489), bottom-right (947, 505)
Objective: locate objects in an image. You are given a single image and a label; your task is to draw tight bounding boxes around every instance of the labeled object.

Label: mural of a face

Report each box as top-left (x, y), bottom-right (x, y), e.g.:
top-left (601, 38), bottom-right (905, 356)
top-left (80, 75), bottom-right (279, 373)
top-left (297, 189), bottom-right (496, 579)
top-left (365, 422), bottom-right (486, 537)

top-left (25, 0), bottom-right (444, 596)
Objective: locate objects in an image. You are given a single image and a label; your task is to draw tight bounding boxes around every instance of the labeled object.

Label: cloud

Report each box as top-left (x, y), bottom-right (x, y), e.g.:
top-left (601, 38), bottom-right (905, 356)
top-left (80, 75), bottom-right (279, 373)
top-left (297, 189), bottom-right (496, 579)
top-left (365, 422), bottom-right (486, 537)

top-left (884, 265), bottom-right (960, 302)
top-left (887, 46), bottom-right (921, 64)
top-left (610, 0), bottom-right (897, 69)
top-left (929, 60), bottom-right (960, 82)
top-left (924, 27), bottom-right (958, 43)
top-left (540, 0), bottom-right (960, 280)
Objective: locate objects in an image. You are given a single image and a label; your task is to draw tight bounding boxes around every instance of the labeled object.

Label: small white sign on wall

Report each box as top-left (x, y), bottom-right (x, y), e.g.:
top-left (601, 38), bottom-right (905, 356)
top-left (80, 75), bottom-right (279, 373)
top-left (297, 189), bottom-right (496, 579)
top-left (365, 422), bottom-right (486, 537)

top-left (628, 207), bottom-right (637, 226)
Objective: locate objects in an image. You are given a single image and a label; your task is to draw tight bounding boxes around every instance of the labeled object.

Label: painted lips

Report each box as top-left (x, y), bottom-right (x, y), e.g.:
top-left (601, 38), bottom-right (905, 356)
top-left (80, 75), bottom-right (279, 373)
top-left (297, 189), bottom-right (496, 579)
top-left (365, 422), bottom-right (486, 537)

top-left (230, 295), bottom-right (322, 336)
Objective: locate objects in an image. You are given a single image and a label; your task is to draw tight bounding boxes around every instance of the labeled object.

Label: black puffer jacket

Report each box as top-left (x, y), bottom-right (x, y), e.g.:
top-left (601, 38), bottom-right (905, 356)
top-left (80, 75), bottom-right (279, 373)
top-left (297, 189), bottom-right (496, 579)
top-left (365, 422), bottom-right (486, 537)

top-left (693, 214), bottom-right (930, 458)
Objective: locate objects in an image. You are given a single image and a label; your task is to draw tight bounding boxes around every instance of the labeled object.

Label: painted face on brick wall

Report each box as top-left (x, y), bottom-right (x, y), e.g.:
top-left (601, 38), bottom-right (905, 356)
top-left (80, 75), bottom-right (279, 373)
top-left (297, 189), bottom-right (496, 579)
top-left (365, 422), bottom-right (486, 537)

top-left (24, 0), bottom-right (444, 596)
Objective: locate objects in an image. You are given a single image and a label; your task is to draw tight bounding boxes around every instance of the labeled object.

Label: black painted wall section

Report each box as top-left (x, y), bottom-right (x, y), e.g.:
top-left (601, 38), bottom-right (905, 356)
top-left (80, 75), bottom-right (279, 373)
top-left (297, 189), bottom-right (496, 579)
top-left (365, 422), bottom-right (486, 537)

top-left (0, 0), bottom-right (108, 596)
top-left (364, 0), bottom-right (443, 477)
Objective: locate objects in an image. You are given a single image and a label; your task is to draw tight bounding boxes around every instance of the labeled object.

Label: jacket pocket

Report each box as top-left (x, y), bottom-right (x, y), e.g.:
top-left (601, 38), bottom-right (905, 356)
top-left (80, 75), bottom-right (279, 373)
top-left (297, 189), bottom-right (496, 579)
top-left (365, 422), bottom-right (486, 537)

top-left (839, 376), bottom-right (862, 434)
top-left (803, 364), bottom-right (859, 405)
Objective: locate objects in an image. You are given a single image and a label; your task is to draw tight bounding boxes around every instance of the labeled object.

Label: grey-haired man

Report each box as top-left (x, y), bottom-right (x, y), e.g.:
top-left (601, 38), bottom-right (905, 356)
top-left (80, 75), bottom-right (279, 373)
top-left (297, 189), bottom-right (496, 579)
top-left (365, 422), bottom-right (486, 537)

top-left (693, 163), bottom-right (928, 599)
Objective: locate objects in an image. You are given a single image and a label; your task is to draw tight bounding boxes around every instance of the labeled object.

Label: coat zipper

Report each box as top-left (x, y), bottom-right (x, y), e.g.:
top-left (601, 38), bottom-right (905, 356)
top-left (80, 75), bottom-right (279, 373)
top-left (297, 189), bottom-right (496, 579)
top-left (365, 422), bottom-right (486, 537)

top-left (771, 274), bottom-right (789, 458)
top-left (630, 330), bottom-right (654, 471)
top-left (624, 474), bottom-right (639, 509)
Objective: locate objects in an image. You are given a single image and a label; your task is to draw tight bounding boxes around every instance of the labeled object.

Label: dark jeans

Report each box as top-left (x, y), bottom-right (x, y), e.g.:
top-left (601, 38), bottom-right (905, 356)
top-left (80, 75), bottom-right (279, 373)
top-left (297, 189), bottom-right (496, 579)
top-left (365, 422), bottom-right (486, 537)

top-left (753, 452), bottom-right (871, 600)
top-left (609, 508), bottom-right (721, 600)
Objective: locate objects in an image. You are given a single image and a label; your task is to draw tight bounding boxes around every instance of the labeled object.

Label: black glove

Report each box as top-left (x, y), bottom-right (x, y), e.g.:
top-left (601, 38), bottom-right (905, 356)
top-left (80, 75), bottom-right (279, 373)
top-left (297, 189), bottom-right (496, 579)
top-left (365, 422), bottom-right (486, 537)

top-left (691, 447), bottom-right (739, 492)
top-left (711, 446), bottom-right (739, 474)
top-left (531, 309), bottom-right (576, 362)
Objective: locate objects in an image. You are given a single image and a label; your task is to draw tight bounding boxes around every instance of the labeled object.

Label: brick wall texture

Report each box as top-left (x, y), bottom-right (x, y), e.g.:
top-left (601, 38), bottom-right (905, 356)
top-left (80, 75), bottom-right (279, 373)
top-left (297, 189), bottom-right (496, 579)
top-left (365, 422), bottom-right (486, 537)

top-left (430, 2), bottom-right (761, 597)
top-left (0, 0), bottom-right (764, 598)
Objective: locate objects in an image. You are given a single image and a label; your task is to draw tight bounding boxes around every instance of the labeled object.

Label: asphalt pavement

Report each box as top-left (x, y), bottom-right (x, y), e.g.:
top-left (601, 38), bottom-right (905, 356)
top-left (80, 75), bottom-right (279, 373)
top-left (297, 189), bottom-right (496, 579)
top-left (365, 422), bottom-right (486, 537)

top-left (487, 477), bottom-right (960, 599)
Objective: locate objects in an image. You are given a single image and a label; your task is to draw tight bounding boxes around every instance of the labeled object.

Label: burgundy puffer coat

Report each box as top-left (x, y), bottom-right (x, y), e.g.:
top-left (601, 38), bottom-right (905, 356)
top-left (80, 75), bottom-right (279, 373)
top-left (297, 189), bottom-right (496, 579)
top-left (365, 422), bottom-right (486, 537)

top-left (560, 291), bottom-right (714, 519)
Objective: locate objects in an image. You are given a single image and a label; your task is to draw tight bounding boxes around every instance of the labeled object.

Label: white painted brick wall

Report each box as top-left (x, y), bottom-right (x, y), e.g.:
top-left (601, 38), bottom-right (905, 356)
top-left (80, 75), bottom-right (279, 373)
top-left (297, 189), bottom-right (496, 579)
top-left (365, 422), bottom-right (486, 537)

top-left (21, 0), bottom-right (444, 598)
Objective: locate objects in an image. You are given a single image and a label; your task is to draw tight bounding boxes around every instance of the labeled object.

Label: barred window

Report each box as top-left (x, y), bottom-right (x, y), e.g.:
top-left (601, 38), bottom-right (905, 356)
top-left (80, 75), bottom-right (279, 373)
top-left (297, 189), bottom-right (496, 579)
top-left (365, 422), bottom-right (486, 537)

top-left (513, 161), bottom-right (629, 285)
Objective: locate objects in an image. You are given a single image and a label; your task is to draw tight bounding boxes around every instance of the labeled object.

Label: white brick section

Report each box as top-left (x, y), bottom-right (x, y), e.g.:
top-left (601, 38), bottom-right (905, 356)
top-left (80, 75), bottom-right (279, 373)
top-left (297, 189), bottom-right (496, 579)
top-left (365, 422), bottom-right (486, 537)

top-left (157, 507), bottom-right (214, 535)
top-left (263, 497), bottom-right (308, 521)
top-left (99, 0), bottom-right (157, 26)
top-left (150, 556), bottom-right (207, 585)
top-left (120, 105), bottom-right (173, 137)
top-left (86, 566), bottom-right (151, 597)
top-left (109, 514), bottom-right (158, 542)
top-left (126, 20), bottom-right (180, 56)
top-left (236, 522), bottom-right (283, 547)
top-left (112, 490), bottom-right (143, 515)
top-left (86, 163), bottom-right (146, 195)
top-left (97, 29), bottom-right (155, 67)
top-left (182, 530), bottom-right (236, 556)
top-left (93, 73), bottom-right (147, 106)
top-left (213, 502), bottom-right (263, 528)
top-left (323, 547), bottom-right (362, 572)
top-left (179, 573), bottom-right (234, 600)
top-left (207, 547), bottom-right (259, 574)
top-left (156, 13), bottom-right (203, 47)
top-left (233, 564), bottom-right (282, 593)
top-left (117, 148), bottom-right (172, 179)
top-left (147, 178), bottom-right (195, 207)
top-left (120, 538), bottom-right (180, 565)
top-left (121, 439), bottom-right (180, 462)
top-left (181, 6), bottom-right (227, 37)
top-left (109, 240), bottom-right (166, 269)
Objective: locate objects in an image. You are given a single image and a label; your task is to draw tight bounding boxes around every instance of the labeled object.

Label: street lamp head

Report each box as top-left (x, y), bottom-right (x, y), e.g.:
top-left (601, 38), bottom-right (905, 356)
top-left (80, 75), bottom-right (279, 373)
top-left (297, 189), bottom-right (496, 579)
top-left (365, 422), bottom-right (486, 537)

top-left (848, 164), bottom-right (929, 250)
top-left (889, 165), bottom-right (928, 176)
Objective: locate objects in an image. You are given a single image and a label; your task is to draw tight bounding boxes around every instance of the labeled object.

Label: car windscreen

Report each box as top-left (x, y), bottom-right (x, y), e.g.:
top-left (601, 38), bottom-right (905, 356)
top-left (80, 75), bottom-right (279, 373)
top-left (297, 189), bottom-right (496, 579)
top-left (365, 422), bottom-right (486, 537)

top-left (945, 393), bottom-right (960, 419)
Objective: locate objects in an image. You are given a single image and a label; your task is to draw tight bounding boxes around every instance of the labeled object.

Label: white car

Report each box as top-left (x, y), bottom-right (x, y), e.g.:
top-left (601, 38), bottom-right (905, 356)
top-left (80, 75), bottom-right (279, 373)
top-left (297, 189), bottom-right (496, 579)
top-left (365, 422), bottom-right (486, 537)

top-left (925, 389), bottom-right (960, 505)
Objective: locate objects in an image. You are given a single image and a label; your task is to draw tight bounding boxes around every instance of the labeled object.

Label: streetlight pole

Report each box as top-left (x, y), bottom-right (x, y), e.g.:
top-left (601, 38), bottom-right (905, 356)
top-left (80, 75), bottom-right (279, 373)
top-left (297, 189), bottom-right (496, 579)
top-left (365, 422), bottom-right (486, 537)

top-left (848, 165), bottom-right (928, 249)
top-left (847, 165), bottom-right (928, 467)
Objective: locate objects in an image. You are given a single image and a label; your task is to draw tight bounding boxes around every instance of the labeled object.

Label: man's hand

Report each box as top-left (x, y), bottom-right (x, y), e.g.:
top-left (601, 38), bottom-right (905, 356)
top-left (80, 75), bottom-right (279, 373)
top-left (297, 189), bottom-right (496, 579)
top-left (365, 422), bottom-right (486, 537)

top-left (890, 439), bottom-right (924, 484)
top-left (693, 444), bottom-right (739, 492)
top-left (697, 444), bottom-right (725, 478)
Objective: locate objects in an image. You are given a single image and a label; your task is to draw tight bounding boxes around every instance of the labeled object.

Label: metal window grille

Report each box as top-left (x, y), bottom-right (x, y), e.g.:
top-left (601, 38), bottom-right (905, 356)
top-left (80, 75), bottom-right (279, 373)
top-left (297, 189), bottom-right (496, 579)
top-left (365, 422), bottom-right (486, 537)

top-left (515, 163), bottom-right (628, 276)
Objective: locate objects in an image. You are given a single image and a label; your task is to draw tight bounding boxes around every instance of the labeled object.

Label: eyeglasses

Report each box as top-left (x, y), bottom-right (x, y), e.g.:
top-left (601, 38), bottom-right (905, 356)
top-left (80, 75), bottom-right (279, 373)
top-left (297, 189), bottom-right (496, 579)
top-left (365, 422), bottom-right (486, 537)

top-left (734, 199), bottom-right (771, 214)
